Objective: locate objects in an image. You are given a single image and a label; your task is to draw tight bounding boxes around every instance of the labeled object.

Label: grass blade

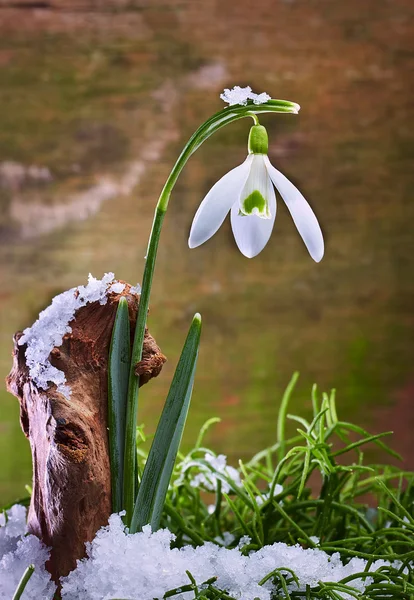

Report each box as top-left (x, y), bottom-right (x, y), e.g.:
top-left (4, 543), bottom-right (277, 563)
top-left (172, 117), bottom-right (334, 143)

top-left (108, 297), bottom-right (131, 513)
top-left (130, 313), bottom-right (202, 533)
top-left (277, 372), bottom-right (299, 462)
top-left (12, 564), bottom-right (35, 600)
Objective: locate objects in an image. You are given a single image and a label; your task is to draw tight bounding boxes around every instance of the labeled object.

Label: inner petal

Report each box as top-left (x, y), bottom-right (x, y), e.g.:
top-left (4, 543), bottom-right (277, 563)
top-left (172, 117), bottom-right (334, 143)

top-left (239, 155), bottom-right (272, 219)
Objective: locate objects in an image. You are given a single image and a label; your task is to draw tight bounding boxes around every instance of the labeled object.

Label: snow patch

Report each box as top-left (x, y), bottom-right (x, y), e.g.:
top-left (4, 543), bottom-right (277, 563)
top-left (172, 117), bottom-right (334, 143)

top-left (189, 452), bottom-right (242, 493)
top-left (220, 86), bottom-right (271, 106)
top-left (109, 282), bottom-right (125, 294)
top-left (60, 512), bottom-right (397, 600)
top-left (0, 505), bottom-right (56, 599)
top-left (1, 505), bottom-right (402, 600)
top-left (18, 273), bottom-right (138, 398)
top-left (129, 283), bottom-right (142, 296)
top-left (0, 504), bottom-right (27, 559)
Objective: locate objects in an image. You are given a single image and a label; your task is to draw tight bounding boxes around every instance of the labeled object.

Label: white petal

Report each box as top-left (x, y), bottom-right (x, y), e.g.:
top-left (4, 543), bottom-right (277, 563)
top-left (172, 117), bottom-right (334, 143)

top-left (264, 156), bottom-right (324, 262)
top-left (189, 156), bottom-right (253, 248)
top-left (230, 161), bottom-right (276, 258)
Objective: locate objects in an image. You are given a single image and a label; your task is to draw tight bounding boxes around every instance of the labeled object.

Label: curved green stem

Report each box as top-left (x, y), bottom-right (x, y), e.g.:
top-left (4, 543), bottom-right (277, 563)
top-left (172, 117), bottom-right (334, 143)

top-left (122, 98), bottom-right (299, 523)
top-left (247, 112), bottom-right (260, 125)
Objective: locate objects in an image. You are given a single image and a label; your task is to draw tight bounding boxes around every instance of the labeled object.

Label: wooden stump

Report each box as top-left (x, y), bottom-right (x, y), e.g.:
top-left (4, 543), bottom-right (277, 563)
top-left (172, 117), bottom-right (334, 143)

top-left (6, 282), bottom-right (165, 582)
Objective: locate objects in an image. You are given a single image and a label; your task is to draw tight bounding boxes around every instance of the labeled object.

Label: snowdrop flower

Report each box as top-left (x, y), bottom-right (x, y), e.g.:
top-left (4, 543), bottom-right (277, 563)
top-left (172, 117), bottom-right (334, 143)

top-left (188, 124), bottom-right (324, 261)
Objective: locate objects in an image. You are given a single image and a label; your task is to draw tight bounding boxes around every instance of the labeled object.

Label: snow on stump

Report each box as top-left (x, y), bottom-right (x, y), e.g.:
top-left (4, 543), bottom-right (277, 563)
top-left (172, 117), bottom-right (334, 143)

top-left (6, 274), bottom-right (166, 583)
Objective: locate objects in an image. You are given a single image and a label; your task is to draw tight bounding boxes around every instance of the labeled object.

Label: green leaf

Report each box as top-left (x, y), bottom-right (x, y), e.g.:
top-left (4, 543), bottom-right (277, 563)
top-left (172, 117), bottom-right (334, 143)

top-left (130, 313), bottom-right (202, 533)
top-left (108, 297), bottom-right (131, 513)
top-left (277, 372), bottom-right (299, 462)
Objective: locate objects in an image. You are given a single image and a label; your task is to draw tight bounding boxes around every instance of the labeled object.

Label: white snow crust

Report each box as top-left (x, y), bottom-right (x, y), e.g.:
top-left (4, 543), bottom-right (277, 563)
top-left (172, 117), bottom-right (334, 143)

top-left (18, 273), bottom-right (140, 398)
top-left (59, 512), bottom-right (397, 600)
top-left (109, 282), bottom-right (126, 294)
top-left (0, 504), bottom-right (27, 558)
top-left (0, 505), bottom-right (56, 599)
top-left (0, 505), bottom-right (402, 600)
top-left (220, 86), bottom-right (271, 106)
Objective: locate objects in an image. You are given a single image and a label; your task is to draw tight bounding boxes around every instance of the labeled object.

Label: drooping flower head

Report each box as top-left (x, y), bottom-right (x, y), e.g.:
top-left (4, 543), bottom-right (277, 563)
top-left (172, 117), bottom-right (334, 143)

top-left (189, 88), bottom-right (324, 261)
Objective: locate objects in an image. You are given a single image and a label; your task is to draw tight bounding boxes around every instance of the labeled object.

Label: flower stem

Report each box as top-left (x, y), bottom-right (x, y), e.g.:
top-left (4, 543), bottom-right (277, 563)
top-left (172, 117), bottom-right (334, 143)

top-left (123, 207), bottom-right (166, 521)
top-left (122, 98), bottom-right (299, 524)
top-left (247, 112), bottom-right (260, 125)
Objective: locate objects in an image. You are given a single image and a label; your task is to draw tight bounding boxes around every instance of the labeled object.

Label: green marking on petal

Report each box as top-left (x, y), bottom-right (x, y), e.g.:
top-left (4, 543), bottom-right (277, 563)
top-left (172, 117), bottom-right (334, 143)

top-left (241, 190), bottom-right (270, 218)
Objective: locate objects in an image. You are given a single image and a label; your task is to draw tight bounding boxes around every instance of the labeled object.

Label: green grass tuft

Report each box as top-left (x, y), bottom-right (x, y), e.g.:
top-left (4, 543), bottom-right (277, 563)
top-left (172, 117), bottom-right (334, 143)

top-left (135, 376), bottom-right (414, 599)
top-left (5, 377), bottom-right (413, 599)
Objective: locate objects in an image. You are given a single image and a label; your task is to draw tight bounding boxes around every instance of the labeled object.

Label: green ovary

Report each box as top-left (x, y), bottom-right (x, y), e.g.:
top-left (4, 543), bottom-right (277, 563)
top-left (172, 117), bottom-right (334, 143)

top-left (240, 190), bottom-right (270, 217)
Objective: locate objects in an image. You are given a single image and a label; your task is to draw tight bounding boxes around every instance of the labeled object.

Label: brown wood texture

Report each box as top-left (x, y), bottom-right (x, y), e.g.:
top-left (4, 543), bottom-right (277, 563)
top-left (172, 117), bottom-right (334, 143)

top-left (6, 283), bottom-right (165, 582)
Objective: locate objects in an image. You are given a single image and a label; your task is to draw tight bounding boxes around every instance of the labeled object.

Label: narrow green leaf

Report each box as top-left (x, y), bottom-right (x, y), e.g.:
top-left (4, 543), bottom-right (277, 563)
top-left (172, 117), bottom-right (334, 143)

top-left (108, 297), bottom-right (131, 513)
top-left (336, 421), bottom-right (402, 460)
top-left (376, 478), bottom-right (414, 526)
top-left (12, 564), bottom-right (35, 600)
top-left (298, 448), bottom-right (311, 498)
top-left (331, 432), bottom-right (394, 458)
top-left (195, 417), bottom-right (221, 449)
top-left (311, 384), bottom-right (319, 418)
top-left (130, 314), bottom-right (202, 533)
top-left (277, 372), bottom-right (299, 462)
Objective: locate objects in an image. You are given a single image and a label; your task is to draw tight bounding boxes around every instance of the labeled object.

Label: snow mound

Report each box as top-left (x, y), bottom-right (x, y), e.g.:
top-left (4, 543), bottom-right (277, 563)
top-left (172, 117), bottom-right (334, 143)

top-left (0, 504), bottom-right (27, 559)
top-left (0, 505), bottom-right (56, 599)
top-left (60, 512), bottom-right (394, 600)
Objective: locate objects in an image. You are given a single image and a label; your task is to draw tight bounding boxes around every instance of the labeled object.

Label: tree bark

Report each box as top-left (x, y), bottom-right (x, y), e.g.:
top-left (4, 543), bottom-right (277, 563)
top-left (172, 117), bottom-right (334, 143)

top-left (6, 282), bottom-right (165, 583)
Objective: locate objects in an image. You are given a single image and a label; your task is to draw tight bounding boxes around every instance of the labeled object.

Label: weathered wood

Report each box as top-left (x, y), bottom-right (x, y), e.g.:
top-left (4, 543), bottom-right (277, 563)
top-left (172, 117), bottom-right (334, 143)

top-left (6, 282), bottom-right (166, 582)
